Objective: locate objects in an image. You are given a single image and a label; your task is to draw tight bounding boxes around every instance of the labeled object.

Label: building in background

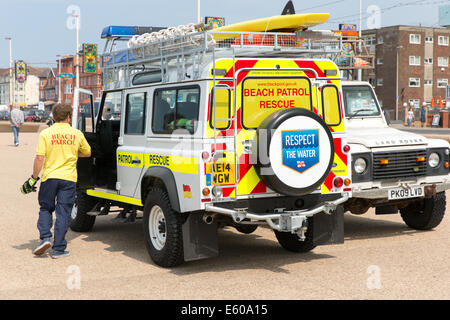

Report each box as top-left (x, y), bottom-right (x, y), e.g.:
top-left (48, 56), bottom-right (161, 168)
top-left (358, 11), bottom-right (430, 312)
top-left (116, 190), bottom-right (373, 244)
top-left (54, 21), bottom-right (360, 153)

top-left (57, 54), bottom-right (103, 106)
top-left (0, 65), bottom-right (45, 108)
top-left (362, 26), bottom-right (450, 120)
top-left (0, 68), bottom-right (9, 107)
top-left (38, 68), bottom-right (58, 110)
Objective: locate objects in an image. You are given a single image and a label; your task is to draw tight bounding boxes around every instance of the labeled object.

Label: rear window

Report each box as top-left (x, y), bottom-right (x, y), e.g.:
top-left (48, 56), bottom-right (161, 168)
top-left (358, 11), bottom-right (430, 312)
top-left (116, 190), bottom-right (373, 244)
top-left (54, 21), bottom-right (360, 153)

top-left (210, 86), bottom-right (231, 130)
top-left (241, 77), bottom-right (312, 129)
top-left (321, 85), bottom-right (342, 126)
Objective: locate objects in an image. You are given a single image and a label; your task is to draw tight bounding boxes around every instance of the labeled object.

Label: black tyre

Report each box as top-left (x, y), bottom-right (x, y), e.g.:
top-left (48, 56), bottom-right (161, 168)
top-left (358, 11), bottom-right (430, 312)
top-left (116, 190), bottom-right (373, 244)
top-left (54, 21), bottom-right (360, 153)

top-left (235, 224), bottom-right (258, 234)
top-left (70, 191), bottom-right (98, 232)
top-left (143, 187), bottom-right (185, 267)
top-left (399, 192), bottom-right (446, 230)
top-left (274, 217), bottom-right (316, 253)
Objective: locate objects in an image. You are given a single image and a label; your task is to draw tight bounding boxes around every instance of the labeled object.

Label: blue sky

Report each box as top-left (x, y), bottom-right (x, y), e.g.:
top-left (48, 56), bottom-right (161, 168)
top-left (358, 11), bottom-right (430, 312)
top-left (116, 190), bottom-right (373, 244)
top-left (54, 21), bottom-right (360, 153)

top-left (0, 0), bottom-right (448, 68)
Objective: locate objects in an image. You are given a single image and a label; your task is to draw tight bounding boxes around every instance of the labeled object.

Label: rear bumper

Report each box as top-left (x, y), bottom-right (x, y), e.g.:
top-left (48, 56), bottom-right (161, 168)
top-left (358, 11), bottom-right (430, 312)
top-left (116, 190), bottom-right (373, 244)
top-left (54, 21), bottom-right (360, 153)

top-left (205, 193), bottom-right (349, 234)
top-left (352, 182), bottom-right (450, 199)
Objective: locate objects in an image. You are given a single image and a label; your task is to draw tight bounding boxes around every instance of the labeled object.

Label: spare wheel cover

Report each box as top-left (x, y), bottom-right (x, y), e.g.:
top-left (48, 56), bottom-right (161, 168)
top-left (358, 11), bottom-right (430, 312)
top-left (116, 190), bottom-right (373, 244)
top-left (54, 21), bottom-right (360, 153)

top-left (256, 108), bottom-right (334, 197)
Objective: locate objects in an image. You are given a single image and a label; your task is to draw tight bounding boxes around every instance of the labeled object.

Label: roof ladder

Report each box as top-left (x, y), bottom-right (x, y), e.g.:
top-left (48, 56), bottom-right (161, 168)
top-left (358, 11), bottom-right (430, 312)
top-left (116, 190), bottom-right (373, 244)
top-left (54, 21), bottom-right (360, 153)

top-left (211, 48), bottom-right (239, 202)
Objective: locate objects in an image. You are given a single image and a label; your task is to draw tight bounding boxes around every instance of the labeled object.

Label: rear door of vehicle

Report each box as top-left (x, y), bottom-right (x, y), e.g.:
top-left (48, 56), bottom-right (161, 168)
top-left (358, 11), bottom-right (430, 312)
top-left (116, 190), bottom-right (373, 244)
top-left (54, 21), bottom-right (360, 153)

top-left (318, 79), bottom-right (349, 194)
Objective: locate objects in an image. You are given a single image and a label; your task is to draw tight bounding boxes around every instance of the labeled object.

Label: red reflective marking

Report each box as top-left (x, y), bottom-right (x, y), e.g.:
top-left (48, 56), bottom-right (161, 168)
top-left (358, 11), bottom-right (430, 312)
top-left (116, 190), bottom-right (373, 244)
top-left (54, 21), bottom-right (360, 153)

top-left (206, 92), bottom-right (211, 123)
top-left (251, 181), bottom-right (267, 194)
top-left (222, 187), bottom-right (235, 198)
top-left (324, 171), bottom-right (336, 191)
top-left (294, 60), bottom-right (326, 78)
top-left (211, 143), bottom-right (226, 153)
top-left (333, 138), bottom-right (347, 164)
top-left (238, 154), bottom-right (252, 180)
top-left (215, 60), bottom-right (259, 136)
top-left (218, 60), bottom-right (259, 87)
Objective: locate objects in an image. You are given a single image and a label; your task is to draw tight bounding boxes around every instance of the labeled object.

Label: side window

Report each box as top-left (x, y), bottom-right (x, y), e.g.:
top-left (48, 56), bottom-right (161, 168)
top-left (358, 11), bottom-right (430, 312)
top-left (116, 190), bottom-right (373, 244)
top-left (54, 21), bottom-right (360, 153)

top-left (210, 87), bottom-right (231, 130)
top-left (125, 92), bottom-right (146, 135)
top-left (321, 85), bottom-right (342, 126)
top-left (77, 93), bottom-right (94, 133)
top-left (153, 89), bottom-right (176, 134)
top-left (102, 91), bottom-right (122, 121)
top-left (152, 86), bottom-right (200, 134)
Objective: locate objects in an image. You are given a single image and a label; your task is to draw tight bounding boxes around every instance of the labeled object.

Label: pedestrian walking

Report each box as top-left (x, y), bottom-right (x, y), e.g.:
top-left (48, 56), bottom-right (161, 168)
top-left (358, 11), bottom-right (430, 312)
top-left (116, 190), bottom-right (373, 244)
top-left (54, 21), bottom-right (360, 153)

top-left (407, 107), bottom-right (415, 127)
top-left (10, 105), bottom-right (24, 146)
top-left (420, 103), bottom-right (428, 128)
top-left (46, 111), bottom-right (55, 126)
top-left (20, 103), bottom-right (91, 259)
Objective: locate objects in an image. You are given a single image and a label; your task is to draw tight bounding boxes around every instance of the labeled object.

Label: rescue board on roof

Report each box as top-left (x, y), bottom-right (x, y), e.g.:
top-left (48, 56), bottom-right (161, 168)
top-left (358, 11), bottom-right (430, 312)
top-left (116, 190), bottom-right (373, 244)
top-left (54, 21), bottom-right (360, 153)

top-left (215, 13), bottom-right (330, 33)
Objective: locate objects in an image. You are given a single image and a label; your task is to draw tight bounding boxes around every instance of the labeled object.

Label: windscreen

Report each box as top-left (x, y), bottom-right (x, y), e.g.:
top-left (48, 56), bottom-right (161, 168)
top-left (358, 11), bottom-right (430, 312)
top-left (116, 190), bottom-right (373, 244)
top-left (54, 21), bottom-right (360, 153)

top-left (342, 85), bottom-right (380, 118)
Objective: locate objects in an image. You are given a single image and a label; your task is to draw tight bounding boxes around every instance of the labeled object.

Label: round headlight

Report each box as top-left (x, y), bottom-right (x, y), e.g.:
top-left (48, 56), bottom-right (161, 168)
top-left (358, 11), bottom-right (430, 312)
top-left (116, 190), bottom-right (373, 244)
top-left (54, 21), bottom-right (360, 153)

top-left (354, 158), bottom-right (367, 174)
top-left (429, 153), bottom-right (440, 168)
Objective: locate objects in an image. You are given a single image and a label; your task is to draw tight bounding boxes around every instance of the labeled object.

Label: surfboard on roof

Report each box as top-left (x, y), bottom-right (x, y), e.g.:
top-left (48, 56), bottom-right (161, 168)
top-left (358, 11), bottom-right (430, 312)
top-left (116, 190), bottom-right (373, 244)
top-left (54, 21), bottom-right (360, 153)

top-left (214, 13), bottom-right (330, 33)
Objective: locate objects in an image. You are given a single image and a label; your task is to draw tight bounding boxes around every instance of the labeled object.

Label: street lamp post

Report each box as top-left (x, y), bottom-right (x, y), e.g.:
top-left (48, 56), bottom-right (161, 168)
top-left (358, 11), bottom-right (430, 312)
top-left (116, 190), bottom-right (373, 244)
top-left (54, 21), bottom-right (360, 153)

top-left (56, 54), bottom-right (62, 103)
top-left (5, 37), bottom-right (14, 108)
top-left (358, 0), bottom-right (362, 81)
top-left (72, 14), bottom-right (80, 89)
top-left (396, 45), bottom-right (403, 121)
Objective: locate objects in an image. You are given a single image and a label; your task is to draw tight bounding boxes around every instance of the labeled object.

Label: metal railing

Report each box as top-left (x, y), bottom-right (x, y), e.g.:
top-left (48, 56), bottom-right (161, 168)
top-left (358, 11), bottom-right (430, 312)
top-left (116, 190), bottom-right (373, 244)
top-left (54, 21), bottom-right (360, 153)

top-left (101, 30), bottom-right (343, 90)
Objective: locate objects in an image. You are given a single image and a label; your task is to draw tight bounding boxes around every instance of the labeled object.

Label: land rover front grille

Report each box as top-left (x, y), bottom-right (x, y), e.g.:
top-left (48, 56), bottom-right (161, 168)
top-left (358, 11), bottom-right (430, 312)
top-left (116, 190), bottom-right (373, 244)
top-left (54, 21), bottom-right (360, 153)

top-left (373, 150), bottom-right (427, 180)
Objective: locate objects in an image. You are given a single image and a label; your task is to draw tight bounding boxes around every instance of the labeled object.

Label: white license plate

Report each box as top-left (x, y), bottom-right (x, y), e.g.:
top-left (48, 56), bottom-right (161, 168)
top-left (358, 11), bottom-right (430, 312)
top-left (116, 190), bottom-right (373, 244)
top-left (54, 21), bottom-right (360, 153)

top-left (388, 186), bottom-right (424, 200)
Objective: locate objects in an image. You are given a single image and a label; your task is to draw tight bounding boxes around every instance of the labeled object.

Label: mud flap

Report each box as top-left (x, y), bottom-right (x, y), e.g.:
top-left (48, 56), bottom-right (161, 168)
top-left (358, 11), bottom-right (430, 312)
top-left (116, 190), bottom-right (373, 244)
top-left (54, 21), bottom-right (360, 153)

top-left (182, 213), bottom-right (219, 262)
top-left (312, 205), bottom-right (344, 246)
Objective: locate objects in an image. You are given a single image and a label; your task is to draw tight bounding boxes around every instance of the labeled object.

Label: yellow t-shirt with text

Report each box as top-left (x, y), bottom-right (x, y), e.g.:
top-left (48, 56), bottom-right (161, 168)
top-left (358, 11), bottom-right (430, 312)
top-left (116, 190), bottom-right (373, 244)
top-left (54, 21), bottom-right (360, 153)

top-left (36, 123), bottom-right (91, 182)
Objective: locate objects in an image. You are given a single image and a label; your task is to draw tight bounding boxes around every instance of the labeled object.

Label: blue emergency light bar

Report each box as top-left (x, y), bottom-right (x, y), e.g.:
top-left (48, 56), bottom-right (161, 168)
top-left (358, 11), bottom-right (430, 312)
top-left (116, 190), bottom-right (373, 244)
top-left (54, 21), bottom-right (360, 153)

top-left (101, 26), bottom-right (166, 39)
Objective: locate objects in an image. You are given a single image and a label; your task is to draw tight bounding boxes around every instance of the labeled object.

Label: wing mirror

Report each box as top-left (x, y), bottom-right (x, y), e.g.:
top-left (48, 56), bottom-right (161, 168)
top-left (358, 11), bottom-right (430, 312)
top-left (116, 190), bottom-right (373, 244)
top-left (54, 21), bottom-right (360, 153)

top-left (383, 109), bottom-right (391, 125)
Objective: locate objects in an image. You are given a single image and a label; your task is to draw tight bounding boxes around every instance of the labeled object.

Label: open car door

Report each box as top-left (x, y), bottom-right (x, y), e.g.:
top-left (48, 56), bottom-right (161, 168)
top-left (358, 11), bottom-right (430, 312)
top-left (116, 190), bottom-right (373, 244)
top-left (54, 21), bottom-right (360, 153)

top-left (72, 87), bottom-right (97, 190)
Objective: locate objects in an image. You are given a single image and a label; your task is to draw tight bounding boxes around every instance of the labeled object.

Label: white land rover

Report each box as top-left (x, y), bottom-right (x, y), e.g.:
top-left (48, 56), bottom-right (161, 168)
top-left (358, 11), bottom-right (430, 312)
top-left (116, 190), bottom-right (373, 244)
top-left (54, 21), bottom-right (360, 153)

top-left (341, 81), bottom-right (450, 230)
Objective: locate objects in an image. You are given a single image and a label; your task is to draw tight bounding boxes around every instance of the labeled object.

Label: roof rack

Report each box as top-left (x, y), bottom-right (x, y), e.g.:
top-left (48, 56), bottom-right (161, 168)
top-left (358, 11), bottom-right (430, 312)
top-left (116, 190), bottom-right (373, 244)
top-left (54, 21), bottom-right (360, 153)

top-left (101, 30), bottom-right (343, 90)
top-left (101, 25), bottom-right (168, 56)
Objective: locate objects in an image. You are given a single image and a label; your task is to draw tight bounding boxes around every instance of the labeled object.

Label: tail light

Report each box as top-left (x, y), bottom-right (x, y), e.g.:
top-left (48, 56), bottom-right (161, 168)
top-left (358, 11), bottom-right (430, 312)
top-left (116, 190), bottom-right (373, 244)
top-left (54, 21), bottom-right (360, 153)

top-left (202, 151), bottom-right (210, 160)
top-left (334, 177), bottom-right (344, 188)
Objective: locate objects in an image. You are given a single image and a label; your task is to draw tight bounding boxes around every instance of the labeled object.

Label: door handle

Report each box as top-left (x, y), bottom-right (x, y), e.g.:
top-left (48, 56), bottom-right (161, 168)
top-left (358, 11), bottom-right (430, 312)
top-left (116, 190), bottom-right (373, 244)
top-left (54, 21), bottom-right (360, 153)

top-left (132, 159), bottom-right (141, 164)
